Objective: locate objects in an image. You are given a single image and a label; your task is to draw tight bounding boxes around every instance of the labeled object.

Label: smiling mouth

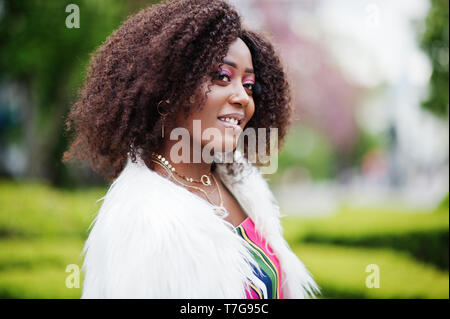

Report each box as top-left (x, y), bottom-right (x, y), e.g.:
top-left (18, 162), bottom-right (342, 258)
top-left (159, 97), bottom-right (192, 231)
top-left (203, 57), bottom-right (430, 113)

top-left (218, 116), bottom-right (242, 125)
top-left (217, 117), bottom-right (242, 130)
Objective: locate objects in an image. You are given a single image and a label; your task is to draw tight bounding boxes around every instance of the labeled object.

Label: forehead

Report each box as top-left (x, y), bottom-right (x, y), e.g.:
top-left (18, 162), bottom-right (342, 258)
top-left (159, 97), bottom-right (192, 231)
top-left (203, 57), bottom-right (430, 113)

top-left (223, 38), bottom-right (253, 69)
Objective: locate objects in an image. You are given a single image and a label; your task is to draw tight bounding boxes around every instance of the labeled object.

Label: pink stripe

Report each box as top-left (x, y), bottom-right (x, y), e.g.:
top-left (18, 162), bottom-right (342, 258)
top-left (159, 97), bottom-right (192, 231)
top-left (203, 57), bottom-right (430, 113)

top-left (240, 217), bottom-right (283, 299)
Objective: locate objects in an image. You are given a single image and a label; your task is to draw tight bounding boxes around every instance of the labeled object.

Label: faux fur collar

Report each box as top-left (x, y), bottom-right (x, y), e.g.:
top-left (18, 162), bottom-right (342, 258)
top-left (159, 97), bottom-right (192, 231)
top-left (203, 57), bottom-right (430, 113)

top-left (80, 151), bottom-right (320, 299)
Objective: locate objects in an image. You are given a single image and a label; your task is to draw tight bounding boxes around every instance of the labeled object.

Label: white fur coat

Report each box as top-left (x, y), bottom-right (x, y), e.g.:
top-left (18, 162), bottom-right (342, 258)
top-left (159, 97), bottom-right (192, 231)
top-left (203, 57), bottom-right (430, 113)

top-left (80, 151), bottom-right (320, 299)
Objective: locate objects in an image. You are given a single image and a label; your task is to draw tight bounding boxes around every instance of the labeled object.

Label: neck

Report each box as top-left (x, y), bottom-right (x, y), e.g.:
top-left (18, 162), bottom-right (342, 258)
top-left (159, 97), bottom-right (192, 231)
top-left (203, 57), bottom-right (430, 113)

top-left (154, 139), bottom-right (213, 180)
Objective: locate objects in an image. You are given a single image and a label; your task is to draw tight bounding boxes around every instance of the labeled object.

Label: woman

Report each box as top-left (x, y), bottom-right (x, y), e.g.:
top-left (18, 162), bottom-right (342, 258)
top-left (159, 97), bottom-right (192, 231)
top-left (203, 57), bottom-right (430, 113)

top-left (63, 0), bottom-right (320, 299)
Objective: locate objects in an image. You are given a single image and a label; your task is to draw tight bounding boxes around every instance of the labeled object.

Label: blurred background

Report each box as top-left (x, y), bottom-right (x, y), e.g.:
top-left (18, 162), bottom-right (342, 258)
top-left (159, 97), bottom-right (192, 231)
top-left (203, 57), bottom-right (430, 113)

top-left (0, 0), bottom-right (448, 298)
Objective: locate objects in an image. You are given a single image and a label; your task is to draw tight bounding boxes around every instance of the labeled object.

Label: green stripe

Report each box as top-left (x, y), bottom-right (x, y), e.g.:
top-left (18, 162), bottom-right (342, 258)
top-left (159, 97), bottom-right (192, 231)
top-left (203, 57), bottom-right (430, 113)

top-left (236, 225), bottom-right (279, 298)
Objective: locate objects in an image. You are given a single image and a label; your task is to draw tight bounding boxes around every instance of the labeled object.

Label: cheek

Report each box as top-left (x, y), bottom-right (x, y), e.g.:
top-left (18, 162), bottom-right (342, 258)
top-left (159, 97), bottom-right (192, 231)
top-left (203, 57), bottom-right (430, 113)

top-left (204, 90), bottom-right (225, 111)
top-left (181, 107), bottom-right (216, 132)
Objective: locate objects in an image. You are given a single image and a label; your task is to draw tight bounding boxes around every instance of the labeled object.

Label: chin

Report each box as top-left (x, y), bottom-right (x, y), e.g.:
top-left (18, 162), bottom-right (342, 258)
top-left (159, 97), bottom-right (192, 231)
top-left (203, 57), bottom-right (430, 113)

top-left (204, 140), bottom-right (236, 154)
top-left (200, 130), bottom-right (240, 160)
top-left (222, 134), bottom-right (240, 151)
top-left (209, 141), bottom-right (237, 164)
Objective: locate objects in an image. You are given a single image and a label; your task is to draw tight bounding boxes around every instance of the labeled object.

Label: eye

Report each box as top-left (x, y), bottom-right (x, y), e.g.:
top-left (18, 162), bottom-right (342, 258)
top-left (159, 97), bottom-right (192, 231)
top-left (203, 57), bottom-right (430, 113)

top-left (244, 83), bottom-right (254, 92)
top-left (216, 72), bottom-right (231, 82)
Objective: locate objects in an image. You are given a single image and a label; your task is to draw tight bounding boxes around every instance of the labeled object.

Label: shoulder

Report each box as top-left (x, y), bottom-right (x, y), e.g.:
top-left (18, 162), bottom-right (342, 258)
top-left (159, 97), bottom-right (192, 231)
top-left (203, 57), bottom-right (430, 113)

top-left (216, 152), bottom-right (321, 299)
top-left (81, 155), bottom-right (256, 298)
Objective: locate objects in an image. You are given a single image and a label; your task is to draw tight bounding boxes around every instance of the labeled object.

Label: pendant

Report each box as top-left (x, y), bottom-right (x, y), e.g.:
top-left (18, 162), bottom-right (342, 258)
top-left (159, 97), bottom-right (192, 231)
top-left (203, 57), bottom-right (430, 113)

top-left (213, 206), bottom-right (228, 218)
top-left (201, 175), bottom-right (211, 186)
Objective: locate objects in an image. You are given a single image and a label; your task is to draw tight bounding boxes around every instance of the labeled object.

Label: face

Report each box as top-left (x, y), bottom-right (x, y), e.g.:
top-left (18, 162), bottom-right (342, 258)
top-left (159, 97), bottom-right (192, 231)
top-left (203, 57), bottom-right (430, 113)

top-left (173, 37), bottom-right (256, 157)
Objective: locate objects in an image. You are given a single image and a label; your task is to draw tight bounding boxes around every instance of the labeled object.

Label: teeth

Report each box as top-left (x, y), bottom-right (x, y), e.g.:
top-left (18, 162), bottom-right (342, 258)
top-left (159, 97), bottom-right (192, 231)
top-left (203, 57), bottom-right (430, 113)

top-left (219, 117), bottom-right (239, 125)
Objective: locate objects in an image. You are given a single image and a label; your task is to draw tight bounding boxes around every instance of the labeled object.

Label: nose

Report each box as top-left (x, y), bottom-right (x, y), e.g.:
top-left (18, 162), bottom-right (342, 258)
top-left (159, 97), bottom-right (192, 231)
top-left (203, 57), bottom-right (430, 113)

top-left (229, 83), bottom-right (250, 107)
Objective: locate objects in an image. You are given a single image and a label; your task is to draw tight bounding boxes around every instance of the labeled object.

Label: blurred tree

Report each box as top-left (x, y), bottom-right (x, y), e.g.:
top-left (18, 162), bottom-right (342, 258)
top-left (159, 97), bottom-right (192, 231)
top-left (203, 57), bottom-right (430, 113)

top-left (420, 0), bottom-right (449, 117)
top-left (277, 124), bottom-right (336, 182)
top-left (0, 1), bottom-right (161, 186)
top-left (0, 0), bottom-right (127, 185)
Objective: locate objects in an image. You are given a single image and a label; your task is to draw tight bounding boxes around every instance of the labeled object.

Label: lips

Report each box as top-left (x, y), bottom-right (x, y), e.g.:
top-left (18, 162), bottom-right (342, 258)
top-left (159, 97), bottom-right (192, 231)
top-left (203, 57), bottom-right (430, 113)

top-left (217, 113), bottom-right (244, 124)
top-left (218, 117), bottom-right (241, 125)
top-left (217, 117), bottom-right (242, 131)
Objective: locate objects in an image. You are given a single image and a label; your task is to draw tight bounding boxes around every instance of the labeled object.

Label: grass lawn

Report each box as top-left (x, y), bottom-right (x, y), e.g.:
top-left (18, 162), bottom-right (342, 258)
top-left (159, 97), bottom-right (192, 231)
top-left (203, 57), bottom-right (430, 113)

top-left (282, 206), bottom-right (449, 270)
top-left (0, 238), bottom-right (84, 298)
top-left (0, 179), bottom-right (448, 298)
top-left (291, 242), bottom-right (449, 299)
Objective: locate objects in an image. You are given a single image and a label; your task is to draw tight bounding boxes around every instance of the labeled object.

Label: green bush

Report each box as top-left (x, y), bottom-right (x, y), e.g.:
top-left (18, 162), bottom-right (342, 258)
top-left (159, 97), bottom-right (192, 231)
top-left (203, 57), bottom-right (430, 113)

top-left (277, 125), bottom-right (336, 181)
top-left (292, 243), bottom-right (449, 299)
top-left (282, 205), bottom-right (449, 270)
top-left (436, 192), bottom-right (449, 212)
top-left (0, 239), bottom-right (84, 298)
top-left (0, 179), bottom-right (105, 239)
top-left (300, 230), bottom-right (449, 271)
top-left (0, 179), bottom-right (448, 298)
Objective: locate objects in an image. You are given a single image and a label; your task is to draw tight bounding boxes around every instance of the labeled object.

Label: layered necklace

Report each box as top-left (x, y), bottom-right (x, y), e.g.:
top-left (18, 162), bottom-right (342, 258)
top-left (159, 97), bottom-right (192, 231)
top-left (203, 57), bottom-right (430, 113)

top-left (151, 152), bottom-right (224, 208)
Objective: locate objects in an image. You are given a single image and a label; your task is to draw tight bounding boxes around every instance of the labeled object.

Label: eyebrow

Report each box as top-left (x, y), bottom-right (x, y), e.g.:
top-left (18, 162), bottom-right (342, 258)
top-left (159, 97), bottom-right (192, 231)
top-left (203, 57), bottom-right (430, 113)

top-left (222, 59), bottom-right (254, 74)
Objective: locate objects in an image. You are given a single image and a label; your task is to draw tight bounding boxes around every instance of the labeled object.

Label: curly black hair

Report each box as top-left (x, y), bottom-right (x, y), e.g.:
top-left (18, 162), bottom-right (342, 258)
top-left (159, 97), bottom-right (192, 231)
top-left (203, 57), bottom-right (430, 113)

top-left (62, 0), bottom-right (292, 181)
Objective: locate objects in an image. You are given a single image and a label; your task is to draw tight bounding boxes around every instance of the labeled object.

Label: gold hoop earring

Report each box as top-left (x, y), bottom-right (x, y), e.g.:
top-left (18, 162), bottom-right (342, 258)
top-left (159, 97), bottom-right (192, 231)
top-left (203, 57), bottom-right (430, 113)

top-left (157, 99), bottom-right (170, 138)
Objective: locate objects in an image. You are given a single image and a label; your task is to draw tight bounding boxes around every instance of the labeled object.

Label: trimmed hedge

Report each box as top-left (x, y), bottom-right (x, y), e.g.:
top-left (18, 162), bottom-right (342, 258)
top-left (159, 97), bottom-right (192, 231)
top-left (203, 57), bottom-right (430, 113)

top-left (0, 239), bottom-right (84, 298)
top-left (0, 180), bottom-right (104, 239)
top-left (301, 230), bottom-right (449, 271)
top-left (282, 206), bottom-right (449, 271)
top-left (291, 243), bottom-right (449, 299)
top-left (1, 179), bottom-right (448, 298)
